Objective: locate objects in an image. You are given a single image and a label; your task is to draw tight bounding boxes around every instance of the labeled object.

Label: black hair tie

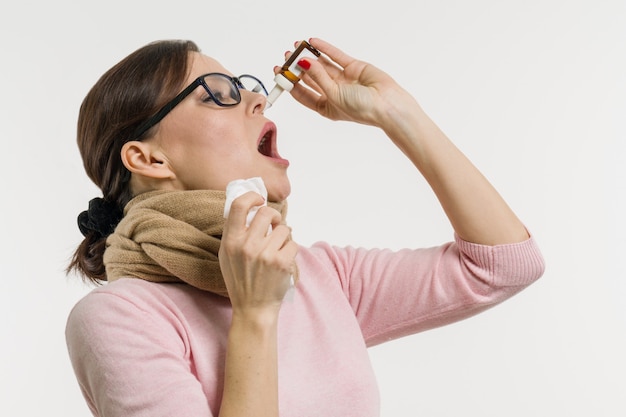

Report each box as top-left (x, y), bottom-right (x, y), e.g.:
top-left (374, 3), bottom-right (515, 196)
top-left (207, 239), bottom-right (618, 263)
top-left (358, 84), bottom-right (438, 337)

top-left (77, 197), bottom-right (124, 238)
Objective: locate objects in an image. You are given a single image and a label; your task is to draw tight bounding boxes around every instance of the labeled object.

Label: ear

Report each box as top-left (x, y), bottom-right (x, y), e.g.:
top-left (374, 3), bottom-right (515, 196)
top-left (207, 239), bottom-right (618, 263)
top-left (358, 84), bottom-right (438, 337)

top-left (121, 141), bottom-right (174, 180)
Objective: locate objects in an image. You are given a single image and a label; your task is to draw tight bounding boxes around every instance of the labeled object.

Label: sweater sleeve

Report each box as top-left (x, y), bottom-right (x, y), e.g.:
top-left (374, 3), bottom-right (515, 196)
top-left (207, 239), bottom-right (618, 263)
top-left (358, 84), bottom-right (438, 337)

top-left (324, 234), bottom-right (545, 347)
top-left (65, 285), bottom-right (215, 417)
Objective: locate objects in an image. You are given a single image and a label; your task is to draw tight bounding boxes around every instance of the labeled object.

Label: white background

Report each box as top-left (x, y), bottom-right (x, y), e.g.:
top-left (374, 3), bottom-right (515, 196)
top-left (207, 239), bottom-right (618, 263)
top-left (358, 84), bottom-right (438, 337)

top-left (1, 0), bottom-right (624, 416)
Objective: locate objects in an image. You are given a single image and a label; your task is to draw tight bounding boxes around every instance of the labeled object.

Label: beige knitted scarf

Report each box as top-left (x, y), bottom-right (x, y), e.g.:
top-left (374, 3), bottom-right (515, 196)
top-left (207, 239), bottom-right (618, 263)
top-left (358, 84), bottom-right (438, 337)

top-left (103, 189), bottom-right (291, 297)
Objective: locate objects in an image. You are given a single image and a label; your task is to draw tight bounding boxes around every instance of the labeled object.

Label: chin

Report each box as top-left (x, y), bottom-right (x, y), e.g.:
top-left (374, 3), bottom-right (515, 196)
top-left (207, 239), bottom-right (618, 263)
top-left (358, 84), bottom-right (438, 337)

top-left (267, 179), bottom-right (291, 202)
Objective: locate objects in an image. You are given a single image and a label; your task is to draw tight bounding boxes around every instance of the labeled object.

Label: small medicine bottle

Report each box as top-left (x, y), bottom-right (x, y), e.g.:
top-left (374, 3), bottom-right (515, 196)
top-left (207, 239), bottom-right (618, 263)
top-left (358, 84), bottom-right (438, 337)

top-left (265, 40), bottom-right (321, 109)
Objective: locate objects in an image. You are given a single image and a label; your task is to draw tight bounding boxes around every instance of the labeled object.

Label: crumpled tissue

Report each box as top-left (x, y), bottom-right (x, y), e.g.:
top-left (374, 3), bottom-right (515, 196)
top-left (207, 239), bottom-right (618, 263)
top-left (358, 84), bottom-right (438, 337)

top-left (224, 177), bottom-right (295, 301)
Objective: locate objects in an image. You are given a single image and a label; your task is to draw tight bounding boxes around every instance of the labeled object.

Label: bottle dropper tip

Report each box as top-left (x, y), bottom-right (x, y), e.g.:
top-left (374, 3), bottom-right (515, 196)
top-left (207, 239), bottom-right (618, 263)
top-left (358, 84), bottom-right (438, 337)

top-left (265, 85), bottom-right (284, 110)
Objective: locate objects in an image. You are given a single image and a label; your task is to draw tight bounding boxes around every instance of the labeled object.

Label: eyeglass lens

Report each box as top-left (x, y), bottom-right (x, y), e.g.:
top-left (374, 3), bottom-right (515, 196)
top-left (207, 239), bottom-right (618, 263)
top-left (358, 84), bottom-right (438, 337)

top-left (239, 75), bottom-right (267, 95)
top-left (203, 74), bottom-right (266, 106)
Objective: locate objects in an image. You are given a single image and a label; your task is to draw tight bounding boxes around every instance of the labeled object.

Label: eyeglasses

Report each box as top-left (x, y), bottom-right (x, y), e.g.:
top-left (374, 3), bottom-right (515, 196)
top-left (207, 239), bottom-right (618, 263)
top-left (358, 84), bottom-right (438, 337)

top-left (132, 73), bottom-right (268, 140)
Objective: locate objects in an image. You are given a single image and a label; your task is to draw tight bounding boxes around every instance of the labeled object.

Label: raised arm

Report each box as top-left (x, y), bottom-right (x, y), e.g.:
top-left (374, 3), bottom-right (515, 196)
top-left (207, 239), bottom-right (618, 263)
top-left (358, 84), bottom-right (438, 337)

top-left (290, 38), bottom-right (529, 246)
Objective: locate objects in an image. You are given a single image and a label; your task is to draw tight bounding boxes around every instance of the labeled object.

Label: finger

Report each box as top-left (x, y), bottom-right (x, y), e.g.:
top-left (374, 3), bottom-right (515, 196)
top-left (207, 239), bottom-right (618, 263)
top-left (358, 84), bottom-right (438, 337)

top-left (289, 58), bottom-right (337, 111)
top-left (272, 60), bottom-right (324, 98)
top-left (224, 191), bottom-right (266, 231)
top-left (294, 73), bottom-right (324, 97)
top-left (247, 205), bottom-right (282, 236)
top-left (309, 38), bottom-right (356, 69)
top-left (292, 39), bottom-right (345, 83)
top-left (263, 235), bottom-right (299, 275)
top-left (272, 50), bottom-right (293, 74)
top-left (267, 222), bottom-right (298, 258)
top-left (277, 42), bottom-right (342, 85)
top-left (277, 239), bottom-right (299, 270)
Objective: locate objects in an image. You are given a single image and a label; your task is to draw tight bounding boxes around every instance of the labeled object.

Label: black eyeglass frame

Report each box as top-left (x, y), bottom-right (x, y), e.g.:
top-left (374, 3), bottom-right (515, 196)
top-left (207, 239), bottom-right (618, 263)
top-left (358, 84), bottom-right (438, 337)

top-left (131, 73), bottom-right (268, 140)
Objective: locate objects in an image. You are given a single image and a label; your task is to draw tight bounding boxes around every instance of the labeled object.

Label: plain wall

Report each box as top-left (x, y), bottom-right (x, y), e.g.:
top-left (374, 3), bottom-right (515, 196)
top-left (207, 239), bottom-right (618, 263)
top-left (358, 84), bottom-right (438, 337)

top-left (1, 0), bottom-right (624, 415)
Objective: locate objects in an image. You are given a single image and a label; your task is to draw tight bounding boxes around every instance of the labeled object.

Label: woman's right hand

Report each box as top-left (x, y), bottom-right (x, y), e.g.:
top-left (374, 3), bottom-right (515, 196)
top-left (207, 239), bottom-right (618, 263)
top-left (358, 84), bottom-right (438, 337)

top-left (219, 191), bottom-right (294, 417)
top-left (219, 191), bottom-right (298, 317)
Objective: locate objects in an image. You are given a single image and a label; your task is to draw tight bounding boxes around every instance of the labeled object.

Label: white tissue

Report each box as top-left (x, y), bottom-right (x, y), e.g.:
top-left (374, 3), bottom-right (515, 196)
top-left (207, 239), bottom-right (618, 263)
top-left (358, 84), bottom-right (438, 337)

top-left (223, 177), bottom-right (295, 301)
top-left (224, 177), bottom-right (269, 231)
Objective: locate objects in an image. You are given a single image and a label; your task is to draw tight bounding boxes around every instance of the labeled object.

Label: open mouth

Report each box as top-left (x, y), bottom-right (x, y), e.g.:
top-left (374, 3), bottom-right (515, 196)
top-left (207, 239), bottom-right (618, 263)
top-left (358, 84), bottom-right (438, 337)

top-left (258, 131), bottom-right (274, 157)
top-left (257, 122), bottom-right (278, 158)
top-left (256, 122), bottom-right (289, 166)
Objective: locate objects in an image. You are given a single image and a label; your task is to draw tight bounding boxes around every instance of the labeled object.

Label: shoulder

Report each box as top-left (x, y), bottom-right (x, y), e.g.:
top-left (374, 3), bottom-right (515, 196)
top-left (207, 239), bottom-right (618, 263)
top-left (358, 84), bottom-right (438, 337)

top-left (69, 278), bottom-right (227, 312)
top-left (67, 279), bottom-right (187, 320)
top-left (66, 279), bottom-right (229, 347)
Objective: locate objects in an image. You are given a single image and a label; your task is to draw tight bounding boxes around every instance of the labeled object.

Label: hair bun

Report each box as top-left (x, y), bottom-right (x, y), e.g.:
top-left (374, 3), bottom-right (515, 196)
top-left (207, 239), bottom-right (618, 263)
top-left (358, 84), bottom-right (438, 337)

top-left (77, 197), bottom-right (123, 238)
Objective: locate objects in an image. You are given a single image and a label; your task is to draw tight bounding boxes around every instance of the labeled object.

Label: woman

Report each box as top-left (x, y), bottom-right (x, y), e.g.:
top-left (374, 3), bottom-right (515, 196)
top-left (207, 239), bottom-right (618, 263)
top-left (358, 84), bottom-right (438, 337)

top-left (66, 38), bottom-right (545, 417)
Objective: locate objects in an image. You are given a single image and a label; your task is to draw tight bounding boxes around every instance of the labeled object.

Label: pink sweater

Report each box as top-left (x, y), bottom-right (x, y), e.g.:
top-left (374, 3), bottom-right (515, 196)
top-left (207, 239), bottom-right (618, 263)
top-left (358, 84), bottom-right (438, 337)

top-left (66, 235), bottom-right (544, 417)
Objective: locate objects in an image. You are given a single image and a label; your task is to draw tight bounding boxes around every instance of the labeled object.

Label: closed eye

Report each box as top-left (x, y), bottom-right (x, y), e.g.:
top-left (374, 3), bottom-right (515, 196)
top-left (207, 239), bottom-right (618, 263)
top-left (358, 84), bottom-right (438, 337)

top-left (202, 91), bottom-right (226, 105)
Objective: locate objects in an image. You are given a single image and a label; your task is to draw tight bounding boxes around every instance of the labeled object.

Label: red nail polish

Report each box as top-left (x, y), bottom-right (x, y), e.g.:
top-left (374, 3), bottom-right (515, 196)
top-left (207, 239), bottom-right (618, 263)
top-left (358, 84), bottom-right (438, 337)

top-left (297, 59), bottom-right (311, 70)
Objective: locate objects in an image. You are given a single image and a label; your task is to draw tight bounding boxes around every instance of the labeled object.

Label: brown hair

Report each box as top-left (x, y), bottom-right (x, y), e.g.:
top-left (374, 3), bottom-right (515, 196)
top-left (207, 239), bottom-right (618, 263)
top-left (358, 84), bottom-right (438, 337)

top-left (67, 39), bottom-right (200, 283)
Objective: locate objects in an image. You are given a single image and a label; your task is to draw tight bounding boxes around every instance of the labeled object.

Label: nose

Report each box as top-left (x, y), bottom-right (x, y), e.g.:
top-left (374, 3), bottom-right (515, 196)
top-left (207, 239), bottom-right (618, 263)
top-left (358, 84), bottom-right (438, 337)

top-left (241, 89), bottom-right (267, 115)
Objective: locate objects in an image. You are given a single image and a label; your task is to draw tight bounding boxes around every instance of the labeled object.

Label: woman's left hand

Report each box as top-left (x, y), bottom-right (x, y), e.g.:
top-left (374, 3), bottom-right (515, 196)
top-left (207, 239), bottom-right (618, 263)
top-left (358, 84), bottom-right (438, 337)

top-left (282, 38), bottom-right (415, 130)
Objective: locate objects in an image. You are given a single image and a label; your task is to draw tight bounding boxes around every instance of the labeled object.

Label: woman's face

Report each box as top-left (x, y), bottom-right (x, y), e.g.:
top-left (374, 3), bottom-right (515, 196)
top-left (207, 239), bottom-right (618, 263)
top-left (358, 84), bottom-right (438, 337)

top-left (149, 52), bottom-right (291, 201)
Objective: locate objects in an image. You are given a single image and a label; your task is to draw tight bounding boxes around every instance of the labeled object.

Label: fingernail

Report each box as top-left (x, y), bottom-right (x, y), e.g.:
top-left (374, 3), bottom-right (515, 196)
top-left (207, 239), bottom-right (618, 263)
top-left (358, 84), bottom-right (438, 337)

top-left (297, 59), bottom-right (311, 70)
